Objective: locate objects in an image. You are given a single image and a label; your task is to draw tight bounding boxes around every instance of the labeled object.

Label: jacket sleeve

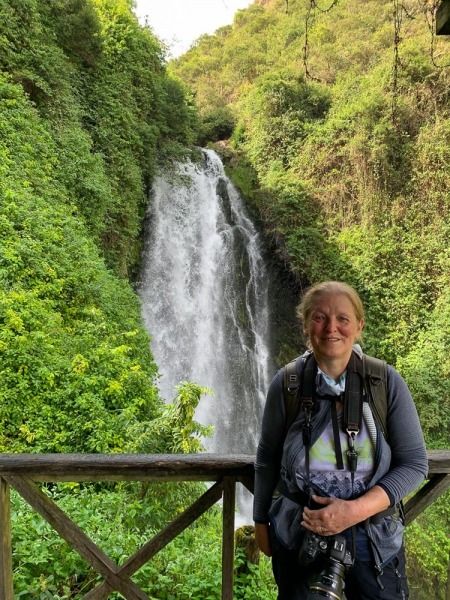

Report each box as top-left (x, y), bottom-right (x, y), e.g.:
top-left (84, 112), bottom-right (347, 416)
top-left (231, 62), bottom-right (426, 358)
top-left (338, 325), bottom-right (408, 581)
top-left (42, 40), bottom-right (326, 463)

top-left (375, 366), bottom-right (428, 505)
top-left (253, 368), bottom-right (286, 523)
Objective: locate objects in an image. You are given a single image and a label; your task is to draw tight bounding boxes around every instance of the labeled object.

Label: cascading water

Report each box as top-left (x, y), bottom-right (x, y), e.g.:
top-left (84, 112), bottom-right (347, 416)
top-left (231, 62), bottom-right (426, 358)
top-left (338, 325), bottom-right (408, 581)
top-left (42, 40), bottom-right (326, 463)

top-left (139, 149), bottom-right (274, 459)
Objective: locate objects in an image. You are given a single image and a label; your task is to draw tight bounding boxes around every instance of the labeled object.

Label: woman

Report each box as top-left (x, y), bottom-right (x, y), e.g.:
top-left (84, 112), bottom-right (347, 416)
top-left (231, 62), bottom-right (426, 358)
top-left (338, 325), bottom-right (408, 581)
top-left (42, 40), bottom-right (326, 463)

top-left (253, 281), bottom-right (427, 599)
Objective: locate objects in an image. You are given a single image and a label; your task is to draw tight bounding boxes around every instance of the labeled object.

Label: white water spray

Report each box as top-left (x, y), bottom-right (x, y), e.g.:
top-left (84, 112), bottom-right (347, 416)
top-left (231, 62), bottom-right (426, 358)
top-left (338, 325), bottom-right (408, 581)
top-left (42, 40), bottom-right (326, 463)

top-left (139, 149), bottom-right (273, 456)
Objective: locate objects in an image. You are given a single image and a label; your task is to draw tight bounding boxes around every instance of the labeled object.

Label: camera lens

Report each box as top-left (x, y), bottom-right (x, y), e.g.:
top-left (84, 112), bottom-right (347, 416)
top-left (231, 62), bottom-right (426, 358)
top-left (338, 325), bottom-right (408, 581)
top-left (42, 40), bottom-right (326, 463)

top-left (307, 559), bottom-right (346, 599)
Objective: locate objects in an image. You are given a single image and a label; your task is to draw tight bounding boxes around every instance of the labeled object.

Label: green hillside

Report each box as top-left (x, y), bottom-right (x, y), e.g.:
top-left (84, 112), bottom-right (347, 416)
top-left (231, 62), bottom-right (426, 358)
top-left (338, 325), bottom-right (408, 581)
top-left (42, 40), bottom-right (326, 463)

top-left (170, 1), bottom-right (450, 596)
top-left (1, 0), bottom-right (449, 595)
top-left (0, 0), bottom-right (200, 454)
top-left (0, 1), bottom-right (227, 595)
top-left (172, 0), bottom-right (450, 446)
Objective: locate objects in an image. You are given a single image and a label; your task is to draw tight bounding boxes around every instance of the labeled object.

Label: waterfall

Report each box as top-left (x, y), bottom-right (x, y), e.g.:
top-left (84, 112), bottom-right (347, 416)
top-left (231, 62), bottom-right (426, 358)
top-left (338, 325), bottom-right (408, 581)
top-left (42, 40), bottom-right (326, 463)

top-left (139, 149), bottom-right (274, 457)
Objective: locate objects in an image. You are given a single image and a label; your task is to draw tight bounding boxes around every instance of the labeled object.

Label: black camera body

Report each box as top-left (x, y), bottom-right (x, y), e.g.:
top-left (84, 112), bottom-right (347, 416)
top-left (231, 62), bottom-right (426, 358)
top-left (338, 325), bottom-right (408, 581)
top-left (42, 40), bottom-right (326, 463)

top-left (298, 531), bottom-right (354, 599)
top-left (299, 531), bottom-right (353, 567)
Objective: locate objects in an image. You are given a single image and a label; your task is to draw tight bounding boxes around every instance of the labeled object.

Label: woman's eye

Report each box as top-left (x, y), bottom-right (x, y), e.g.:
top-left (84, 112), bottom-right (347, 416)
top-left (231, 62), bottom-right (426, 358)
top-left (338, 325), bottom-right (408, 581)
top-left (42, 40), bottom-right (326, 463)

top-left (312, 315), bottom-right (325, 322)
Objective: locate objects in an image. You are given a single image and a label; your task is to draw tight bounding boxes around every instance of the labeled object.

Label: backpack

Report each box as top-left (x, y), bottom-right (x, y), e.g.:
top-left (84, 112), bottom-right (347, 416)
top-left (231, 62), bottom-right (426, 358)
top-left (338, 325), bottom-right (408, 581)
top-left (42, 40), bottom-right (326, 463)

top-left (282, 352), bottom-right (388, 442)
top-left (277, 352), bottom-right (402, 534)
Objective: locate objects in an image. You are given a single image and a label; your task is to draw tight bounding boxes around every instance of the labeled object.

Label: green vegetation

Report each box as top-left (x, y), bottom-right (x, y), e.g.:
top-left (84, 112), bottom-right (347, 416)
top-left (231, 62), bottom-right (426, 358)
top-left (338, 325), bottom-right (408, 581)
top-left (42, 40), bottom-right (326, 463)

top-left (0, 0), bottom-right (199, 456)
top-left (0, 0), bottom-right (198, 278)
top-left (2, 0), bottom-right (449, 596)
top-left (171, 0), bottom-right (450, 595)
top-left (0, 0), bottom-right (244, 596)
top-left (11, 486), bottom-right (276, 599)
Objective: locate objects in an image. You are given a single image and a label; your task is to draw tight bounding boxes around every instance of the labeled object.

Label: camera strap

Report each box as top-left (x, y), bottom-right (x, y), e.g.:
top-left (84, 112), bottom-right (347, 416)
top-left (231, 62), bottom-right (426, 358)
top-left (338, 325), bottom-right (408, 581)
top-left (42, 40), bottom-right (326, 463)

top-left (331, 399), bottom-right (344, 470)
top-left (280, 351), bottom-right (373, 507)
top-left (301, 352), bottom-right (365, 499)
top-left (343, 352), bottom-right (365, 489)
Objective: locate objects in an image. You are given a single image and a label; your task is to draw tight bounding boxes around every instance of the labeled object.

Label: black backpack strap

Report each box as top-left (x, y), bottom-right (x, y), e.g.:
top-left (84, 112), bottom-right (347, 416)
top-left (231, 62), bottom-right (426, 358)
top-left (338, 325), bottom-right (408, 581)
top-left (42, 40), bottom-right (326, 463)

top-left (283, 352), bottom-right (388, 445)
top-left (277, 352), bottom-right (316, 504)
top-left (343, 352), bottom-right (364, 436)
top-left (282, 353), bottom-right (313, 440)
top-left (277, 351), bottom-right (388, 510)
top-left (362, 354), bottom-right (388, 440)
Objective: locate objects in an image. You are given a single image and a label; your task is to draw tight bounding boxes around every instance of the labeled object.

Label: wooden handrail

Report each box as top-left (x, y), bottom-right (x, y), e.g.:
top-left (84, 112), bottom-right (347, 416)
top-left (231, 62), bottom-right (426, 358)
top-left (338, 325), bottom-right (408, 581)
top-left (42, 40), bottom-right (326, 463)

top-left (0, 453), bottom-right (256, 481)
top-left (0, 451), bottom-right (449, 599)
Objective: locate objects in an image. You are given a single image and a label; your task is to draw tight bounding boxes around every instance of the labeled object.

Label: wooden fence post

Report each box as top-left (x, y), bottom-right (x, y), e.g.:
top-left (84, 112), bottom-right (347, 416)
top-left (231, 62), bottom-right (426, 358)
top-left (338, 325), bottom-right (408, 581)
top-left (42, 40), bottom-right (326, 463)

top-left (0, 477), bottom-right (14, 599)
top-left (222, 477), bottom-right (236, 600)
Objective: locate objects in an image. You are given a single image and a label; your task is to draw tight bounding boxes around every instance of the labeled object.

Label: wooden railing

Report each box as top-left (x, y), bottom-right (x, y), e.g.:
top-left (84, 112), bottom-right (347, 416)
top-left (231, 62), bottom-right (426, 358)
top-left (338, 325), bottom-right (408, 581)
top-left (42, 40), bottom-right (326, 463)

top-left (0, 451), bottom-right (449, 599)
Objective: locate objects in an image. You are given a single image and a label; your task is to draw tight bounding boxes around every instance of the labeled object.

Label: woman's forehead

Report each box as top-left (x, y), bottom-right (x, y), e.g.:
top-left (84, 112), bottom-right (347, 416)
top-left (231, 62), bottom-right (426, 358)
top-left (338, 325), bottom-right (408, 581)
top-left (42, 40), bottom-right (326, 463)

top-left (311, 293), bottom-right (354, 310)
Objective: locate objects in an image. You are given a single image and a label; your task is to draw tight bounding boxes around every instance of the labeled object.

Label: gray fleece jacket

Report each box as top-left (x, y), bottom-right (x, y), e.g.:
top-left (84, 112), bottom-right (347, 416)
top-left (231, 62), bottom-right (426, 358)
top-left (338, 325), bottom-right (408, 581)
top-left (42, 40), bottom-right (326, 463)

top-left (253, 350), bottom-right (428, 566)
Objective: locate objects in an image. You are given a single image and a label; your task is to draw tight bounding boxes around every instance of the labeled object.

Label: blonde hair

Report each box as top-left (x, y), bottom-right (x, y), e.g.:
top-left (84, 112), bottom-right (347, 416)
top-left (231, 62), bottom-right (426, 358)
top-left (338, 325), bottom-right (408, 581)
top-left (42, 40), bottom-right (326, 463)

top-left (297, 281), bottom-right (365, 329)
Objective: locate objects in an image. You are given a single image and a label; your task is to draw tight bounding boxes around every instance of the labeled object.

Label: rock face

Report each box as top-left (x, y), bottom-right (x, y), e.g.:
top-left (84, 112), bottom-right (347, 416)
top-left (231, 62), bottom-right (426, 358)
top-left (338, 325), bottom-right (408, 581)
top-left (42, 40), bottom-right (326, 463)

top-left (235, 525), bottom-right (260, 574)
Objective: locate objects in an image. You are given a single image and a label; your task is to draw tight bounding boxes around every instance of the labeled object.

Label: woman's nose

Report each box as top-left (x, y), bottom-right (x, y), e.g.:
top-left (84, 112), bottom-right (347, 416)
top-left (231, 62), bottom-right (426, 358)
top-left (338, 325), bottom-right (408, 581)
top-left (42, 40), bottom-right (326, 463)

top-left (325, 317), bottom-right (337, 331)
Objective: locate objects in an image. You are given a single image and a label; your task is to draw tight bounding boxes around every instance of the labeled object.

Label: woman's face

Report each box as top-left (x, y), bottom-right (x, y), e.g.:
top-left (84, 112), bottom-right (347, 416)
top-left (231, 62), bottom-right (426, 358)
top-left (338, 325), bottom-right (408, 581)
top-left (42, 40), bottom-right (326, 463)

top-left (305, 293), bottom-right (364, 365)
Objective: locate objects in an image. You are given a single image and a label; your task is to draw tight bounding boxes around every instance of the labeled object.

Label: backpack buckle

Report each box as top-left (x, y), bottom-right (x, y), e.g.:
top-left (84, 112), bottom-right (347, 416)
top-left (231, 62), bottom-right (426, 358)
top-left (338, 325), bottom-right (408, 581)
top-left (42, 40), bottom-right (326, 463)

top-left (346, 428), bottom-right (359, 448)
top-left (287, 373), bottom-right (299, 394)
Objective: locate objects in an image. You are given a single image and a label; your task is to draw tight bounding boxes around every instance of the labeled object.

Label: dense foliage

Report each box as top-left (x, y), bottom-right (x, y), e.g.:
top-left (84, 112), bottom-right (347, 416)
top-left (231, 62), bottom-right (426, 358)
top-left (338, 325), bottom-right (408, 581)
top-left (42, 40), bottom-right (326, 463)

top-left (0, 0), bottom-right (200, 456)
top-left (11, 486), bottom-right (276, 599)
top-left (0, 2), bottom-right (234, 594)
top-left (3, 0), bottom-right (449, 596)
top-left (171, 0), bottom-right (450, 595)
top-left (0, 0), bottom-right (198, 278)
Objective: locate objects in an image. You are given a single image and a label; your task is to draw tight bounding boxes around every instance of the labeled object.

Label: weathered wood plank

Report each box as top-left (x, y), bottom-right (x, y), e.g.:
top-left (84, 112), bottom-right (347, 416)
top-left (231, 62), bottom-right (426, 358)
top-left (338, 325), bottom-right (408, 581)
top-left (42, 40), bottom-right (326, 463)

top-left (0, 453), bottom-right (256, 481)
top-left (85, 481), bottom-right (224, 600)
top-left (239, 475), bottom-right (254, 494)
top-left (4, 476), bottom-right (149, 600)
top-left (222, 477), bottom-right (236, 600)
top-left (427, 450), bottom-right (450, 473)
top-left (404, 474), bottom-right (450, 525)
top-left (0, 478), bottom-right (14, 600)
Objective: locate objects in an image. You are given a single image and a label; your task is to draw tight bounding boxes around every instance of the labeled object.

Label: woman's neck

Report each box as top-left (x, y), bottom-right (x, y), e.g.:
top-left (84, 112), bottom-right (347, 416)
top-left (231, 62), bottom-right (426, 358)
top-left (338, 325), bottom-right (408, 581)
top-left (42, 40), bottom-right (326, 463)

top-left (315, 356), bottom-right (350, 382)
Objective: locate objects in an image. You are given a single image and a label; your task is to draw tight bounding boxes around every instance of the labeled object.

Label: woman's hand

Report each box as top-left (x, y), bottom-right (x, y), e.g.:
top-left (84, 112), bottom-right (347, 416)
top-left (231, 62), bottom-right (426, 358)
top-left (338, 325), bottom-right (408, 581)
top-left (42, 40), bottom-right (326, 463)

top-left (301, 496), bottom-right (353, 536)
top-left (254, 523), bottom-right (272, 556)
top-left (301, 486), bottom-right (391, 536)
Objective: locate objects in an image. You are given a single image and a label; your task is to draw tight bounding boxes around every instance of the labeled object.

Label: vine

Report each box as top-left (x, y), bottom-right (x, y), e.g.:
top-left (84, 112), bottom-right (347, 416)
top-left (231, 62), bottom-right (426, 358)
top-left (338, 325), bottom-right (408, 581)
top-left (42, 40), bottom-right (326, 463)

top-left (303, 1), bottom-right (320, 80)
top-left (303, 0), bottom-right (340, 81)
top-left (391, 1), bottom-right (424, 123)
top-left (391, 0), bottom-right (403, 122)
top-left (391, 1), bottom-right (450, 122)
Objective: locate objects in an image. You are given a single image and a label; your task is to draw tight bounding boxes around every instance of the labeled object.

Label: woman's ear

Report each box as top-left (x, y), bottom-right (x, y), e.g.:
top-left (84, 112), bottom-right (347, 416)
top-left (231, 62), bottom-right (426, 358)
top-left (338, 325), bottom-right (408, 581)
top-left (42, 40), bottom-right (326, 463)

top-left (357, 319), bottom-right (364, 338)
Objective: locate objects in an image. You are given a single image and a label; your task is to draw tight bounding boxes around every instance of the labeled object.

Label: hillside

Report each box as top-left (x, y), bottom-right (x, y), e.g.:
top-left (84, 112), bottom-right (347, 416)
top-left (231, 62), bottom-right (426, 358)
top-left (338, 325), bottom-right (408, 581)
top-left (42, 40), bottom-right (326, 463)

top-left (0, 1), bottom-right (229, 594)
top-left (171, 0), bottom-right (450, 445)
top-left (1, 0), bottom-right (448, 595)
top-left (0, 0), bottom-right (199, 452)
top-left (170, 1), bottom-right (450, 596)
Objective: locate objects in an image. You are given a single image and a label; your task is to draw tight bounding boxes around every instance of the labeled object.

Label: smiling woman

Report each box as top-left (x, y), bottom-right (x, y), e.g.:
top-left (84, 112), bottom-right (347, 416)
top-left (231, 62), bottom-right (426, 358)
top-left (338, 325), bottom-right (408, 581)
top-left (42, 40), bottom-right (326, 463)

top-left (133, 0), bottom-right (254, 57)
top-left (253, 280), bottom-right (428, 600)
top-left (300, 281), bottom-right (364, 381)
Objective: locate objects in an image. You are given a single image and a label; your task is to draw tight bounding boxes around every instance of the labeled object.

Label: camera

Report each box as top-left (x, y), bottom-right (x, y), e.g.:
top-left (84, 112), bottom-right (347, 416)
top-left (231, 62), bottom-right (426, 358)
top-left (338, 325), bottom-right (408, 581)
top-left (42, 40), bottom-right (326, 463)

top-left (298, 531), bottom-right (354, 599)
